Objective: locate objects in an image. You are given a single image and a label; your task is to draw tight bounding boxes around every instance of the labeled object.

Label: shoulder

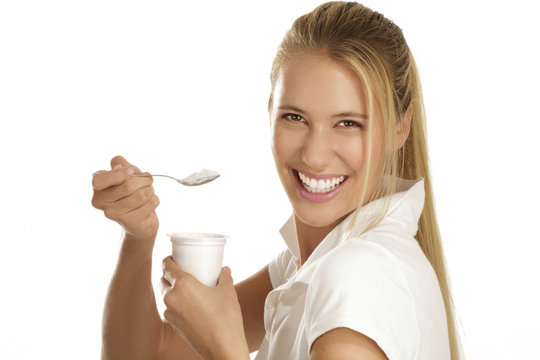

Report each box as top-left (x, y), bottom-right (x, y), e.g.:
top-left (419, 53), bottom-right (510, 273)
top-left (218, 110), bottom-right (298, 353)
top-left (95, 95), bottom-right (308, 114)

top-left (306, 238), bottom-right (414, 320)
top-left (311, 236), bottom-right (406, 292)
top-left (304, 238), bottom-right (421, 360)
top-left (312, 226), bottom-right (437, 297)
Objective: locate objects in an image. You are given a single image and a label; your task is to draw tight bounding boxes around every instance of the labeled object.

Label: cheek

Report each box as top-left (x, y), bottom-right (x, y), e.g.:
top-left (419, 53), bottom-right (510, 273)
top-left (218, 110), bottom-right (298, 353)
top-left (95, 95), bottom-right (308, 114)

top-left (335, 136), bottom-right (366, 171)
top-left (335, 133), bottom-right (384, 174)
top-left (271, 126), bottom-right (301, 165)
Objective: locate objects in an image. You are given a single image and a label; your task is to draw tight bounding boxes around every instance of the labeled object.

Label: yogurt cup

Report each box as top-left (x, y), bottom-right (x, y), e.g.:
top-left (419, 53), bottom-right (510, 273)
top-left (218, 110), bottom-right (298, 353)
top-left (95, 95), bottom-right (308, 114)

top-left (168, 232), bottom-right (227, 287)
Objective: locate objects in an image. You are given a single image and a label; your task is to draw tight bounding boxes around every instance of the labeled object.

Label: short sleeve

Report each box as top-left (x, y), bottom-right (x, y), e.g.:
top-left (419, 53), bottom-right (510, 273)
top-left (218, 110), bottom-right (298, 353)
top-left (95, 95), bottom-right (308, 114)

top-left (268, 248), bottom-right (297, 289)
top-left (304, 239), bottom-right (420, 360)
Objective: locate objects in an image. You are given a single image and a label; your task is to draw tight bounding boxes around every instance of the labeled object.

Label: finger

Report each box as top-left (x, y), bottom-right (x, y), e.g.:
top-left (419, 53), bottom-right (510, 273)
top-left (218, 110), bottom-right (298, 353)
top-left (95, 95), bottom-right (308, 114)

top-left (217, 266), bottom-right (233, 288)
top-left (102, 185), bottom-right (155, 218)
top-left (93, 175), bottom-right (154, 208)
top-left (110, 155), bottom-right (141, 173)
top-left (91, 170), bottom-right (109, 193)
top-left (162, 257), bottom-right (198, 288)
top-left (92, 166), bottom-right (133, 191)
top-left (160, 276), bottom-right (172, 296)
top-left (162, 256), bottom-right (183, 285)
top-left (105, 175), bottom-right (154, 202)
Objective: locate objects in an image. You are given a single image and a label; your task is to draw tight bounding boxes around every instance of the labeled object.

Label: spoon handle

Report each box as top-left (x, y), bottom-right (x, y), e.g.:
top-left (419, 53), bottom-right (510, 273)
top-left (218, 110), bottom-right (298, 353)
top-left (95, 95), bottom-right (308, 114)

top-left (132, 174), bottom-right (178, 181)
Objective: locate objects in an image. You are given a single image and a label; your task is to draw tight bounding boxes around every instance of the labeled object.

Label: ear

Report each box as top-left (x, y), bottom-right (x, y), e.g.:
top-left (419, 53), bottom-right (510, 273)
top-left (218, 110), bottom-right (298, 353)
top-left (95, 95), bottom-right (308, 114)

top-left (395, 105), bottom-right (412, 150)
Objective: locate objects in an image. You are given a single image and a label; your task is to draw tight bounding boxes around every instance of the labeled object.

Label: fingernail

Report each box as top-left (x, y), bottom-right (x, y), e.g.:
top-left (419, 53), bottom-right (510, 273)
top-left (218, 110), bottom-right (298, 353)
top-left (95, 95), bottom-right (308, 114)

top-left (113, 164), bottom-right (123, 170)
top-left (224, 266), bottom-right (231, 274)
top-left (127, 167), bottom-right (135, 175)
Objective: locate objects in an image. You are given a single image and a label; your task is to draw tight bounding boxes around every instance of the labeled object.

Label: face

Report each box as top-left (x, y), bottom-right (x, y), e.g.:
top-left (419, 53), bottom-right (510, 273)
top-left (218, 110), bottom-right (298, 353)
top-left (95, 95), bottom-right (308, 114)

top-left (270, 54), bottom-right (385, 229)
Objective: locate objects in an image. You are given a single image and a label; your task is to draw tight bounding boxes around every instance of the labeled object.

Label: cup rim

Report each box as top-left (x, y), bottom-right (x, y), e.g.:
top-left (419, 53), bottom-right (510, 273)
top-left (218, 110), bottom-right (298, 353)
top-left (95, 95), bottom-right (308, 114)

top-left (168, 232), bottom-right (227, 245)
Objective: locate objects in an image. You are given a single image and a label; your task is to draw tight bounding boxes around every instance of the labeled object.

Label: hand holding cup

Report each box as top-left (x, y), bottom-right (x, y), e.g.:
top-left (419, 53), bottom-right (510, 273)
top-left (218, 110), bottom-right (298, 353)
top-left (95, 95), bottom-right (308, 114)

top-left (161, 256), bottom-right (250, 359)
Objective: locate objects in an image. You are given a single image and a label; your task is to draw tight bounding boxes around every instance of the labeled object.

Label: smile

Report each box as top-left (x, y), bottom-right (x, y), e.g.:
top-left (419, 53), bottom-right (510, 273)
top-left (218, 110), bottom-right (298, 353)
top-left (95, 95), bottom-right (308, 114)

top-left (292, 169), bottom-right (348, 202)
top-left (296, 170), bottom-right (346, 193)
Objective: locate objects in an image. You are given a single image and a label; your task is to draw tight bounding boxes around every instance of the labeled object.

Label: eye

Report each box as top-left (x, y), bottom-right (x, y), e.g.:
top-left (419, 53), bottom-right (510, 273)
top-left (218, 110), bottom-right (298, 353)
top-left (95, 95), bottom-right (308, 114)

top-left (337, 120), bottom-right (363, 129)
top-left (282, 113), bottom-right (305, 123)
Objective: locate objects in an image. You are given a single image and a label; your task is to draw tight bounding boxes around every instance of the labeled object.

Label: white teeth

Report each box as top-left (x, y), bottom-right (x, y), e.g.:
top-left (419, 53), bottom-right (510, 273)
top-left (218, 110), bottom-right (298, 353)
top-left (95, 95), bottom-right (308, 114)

top-left (296, 170), bottom-right (346, 193)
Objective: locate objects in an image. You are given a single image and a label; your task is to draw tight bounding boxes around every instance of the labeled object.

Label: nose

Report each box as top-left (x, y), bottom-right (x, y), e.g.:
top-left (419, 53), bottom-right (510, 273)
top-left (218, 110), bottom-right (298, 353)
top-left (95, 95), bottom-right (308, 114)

top-left (301, 127), bottom-right (333, 171)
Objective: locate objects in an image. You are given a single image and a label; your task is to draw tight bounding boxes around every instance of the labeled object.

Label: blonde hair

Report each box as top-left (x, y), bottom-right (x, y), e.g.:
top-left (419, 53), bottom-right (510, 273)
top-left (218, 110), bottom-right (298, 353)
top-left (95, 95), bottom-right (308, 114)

top-left (268, 2), bottom-right (462, 359)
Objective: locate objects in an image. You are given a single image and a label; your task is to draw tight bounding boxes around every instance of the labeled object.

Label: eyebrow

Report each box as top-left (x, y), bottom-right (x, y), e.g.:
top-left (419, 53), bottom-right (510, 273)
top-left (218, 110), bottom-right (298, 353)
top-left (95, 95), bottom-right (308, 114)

top-left (278, 105), bottom-right (368, 119)
top-left (278, 105), bottom-right (308, 115)
top-left (331, 111), bottom-right (368, 120)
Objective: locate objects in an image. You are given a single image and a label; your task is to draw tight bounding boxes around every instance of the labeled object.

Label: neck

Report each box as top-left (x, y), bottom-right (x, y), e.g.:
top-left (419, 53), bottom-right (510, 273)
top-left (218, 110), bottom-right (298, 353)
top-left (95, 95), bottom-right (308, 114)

top-left (294, 213), bottom-right (350, 265)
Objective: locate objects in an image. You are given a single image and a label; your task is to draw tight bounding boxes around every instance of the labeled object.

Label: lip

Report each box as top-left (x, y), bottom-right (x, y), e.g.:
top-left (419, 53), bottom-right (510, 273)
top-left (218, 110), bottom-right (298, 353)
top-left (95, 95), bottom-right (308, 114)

top-left (292, 168), bottom-right (348, 203)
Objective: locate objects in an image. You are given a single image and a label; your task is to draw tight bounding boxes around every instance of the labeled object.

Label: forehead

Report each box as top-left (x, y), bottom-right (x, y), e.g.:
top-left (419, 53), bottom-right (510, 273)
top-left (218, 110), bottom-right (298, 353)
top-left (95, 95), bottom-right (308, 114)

top-left (273, 54), bottom-right (368, 114)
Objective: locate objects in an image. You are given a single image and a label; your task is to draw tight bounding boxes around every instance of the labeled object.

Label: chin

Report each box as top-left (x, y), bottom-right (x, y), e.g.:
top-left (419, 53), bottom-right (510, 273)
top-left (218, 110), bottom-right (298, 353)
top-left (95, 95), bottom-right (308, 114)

top-left (294, 205), bottom-right (350, 229)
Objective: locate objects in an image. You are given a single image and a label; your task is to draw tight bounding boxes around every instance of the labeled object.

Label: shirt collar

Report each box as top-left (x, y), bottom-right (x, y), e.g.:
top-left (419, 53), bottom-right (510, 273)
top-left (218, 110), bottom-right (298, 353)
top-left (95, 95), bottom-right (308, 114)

top-left (279, 176), bottom-right (425, 263)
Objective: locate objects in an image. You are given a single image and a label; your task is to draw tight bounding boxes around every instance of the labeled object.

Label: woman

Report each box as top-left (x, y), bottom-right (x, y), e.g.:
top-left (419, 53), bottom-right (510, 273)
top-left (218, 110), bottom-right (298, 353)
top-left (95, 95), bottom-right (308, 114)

top-left (92, 2), bottom-right (461, 359)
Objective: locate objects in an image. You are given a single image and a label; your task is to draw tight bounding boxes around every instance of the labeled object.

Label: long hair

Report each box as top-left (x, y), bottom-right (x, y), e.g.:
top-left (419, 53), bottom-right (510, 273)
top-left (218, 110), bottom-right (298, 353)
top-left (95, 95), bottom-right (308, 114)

top-left (268, 2), bottom-right (462, 359)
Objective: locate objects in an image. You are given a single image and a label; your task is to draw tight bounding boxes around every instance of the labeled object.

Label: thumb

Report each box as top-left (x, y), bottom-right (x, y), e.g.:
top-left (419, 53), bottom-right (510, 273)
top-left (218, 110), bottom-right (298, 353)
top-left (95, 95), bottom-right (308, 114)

top-left (216, 266), bottom-right (233, 288)
top-left (110, 155), bottom-right (141, 174)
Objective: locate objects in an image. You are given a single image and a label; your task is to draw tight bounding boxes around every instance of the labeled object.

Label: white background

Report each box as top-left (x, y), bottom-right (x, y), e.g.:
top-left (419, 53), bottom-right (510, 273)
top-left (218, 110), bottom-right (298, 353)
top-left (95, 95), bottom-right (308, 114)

top-left (1, 0), bottom-right (539, 359)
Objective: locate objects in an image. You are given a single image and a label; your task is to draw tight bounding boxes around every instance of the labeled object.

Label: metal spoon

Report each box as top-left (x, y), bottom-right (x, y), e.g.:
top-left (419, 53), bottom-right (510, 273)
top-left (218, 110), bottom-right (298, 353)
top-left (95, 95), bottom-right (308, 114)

top-left (133, 168), bottom-right (220, 186)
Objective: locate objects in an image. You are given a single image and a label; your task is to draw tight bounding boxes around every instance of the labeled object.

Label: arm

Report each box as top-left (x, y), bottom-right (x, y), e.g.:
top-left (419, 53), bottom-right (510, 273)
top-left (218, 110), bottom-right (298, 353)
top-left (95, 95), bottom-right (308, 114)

top-left (235, 265), bottom-right (273, 352)
top-left (93, 156), bottom-right (200, 359)
top-left (310, 328), bottom-right (388, 360)
top-left (101, 233), bottom-right (171, 360)
top-left (94, 156), bottom-right (272, 359)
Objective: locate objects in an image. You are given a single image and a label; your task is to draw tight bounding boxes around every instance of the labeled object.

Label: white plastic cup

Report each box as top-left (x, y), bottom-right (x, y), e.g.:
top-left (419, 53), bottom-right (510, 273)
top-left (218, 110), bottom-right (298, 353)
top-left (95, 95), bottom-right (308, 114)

top-left (168, 232), bottom-right (227, 287)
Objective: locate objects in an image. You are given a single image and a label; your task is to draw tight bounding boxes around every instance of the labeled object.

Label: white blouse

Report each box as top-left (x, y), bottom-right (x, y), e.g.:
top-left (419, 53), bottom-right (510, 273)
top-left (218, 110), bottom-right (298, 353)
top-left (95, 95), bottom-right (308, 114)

top-left (255, 178), bottom-right (451, 360)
